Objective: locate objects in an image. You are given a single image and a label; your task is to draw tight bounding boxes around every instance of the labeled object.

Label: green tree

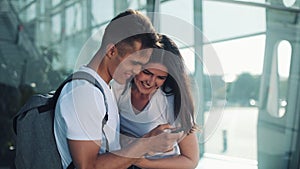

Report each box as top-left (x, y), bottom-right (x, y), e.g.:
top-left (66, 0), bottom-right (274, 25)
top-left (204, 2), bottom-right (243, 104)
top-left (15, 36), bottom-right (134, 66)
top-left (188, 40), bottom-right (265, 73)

top-left (227, 73), bottom-right (260, 106)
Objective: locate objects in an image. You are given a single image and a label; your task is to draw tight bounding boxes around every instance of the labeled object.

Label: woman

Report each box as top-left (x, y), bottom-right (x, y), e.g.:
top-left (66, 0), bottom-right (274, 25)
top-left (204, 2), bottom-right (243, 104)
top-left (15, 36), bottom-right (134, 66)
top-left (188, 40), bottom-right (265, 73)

top-left (112, 34), bottom-right (200, 169)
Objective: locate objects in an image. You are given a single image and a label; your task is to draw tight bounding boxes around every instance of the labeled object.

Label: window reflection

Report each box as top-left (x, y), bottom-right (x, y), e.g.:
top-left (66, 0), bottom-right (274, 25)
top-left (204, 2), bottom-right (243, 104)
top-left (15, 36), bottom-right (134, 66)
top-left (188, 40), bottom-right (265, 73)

top-left (26, 3), bottom-right (36, 21)
top-left (52, 0), bottom-right (61, 7)
top-left (92, 0), bottom-right (113, 26)
top-left (283, 0), bottom-right (296, 7)
top-left (65, 4), bottom-right (82, 36)
top-left (267, 40), bottom-right (291, 118)
top-left (278, 40), bottom-right (291, 117)
top-left (51, 14), bottom-right (61, 42)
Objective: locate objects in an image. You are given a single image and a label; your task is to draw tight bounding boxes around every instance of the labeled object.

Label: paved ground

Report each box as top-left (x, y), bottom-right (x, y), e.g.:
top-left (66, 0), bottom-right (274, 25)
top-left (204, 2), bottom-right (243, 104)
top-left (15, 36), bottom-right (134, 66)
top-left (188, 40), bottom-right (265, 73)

top-left (196, 107), bottom-right (259, 168)
top-left (196, 153), bottom-right (258, 169)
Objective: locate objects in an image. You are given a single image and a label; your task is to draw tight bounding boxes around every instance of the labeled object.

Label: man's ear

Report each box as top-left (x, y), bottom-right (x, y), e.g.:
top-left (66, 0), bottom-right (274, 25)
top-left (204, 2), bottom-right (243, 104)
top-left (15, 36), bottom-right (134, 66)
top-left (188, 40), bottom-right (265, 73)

top-left (105, 43), bottom-right (118, 59)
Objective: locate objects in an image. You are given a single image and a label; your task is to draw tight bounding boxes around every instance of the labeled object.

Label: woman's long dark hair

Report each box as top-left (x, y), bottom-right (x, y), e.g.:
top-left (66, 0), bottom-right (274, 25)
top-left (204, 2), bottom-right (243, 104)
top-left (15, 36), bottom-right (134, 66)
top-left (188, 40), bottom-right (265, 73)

top-left (148, 34), bottom-right (198, 133)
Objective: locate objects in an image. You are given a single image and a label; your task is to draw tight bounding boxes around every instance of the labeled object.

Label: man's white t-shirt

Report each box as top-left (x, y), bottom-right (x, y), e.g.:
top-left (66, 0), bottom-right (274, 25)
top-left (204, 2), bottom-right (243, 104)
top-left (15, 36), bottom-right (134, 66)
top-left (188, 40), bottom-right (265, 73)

top-left (111, 81), bottom-right (180, 159)
top-left (54, 66), bottom-right (121, 169)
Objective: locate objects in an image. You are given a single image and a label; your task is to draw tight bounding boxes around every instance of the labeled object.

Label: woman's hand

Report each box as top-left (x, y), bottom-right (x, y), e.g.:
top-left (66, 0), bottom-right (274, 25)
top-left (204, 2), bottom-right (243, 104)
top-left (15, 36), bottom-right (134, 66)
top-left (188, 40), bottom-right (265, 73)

top-left (143, 124), bottom-right (173, 138)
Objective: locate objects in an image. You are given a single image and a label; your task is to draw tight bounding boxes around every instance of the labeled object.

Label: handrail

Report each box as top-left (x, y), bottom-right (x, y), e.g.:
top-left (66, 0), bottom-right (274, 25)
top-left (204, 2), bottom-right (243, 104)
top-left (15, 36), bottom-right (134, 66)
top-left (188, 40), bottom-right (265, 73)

top-left (205, 0), bottom-right (300, 13)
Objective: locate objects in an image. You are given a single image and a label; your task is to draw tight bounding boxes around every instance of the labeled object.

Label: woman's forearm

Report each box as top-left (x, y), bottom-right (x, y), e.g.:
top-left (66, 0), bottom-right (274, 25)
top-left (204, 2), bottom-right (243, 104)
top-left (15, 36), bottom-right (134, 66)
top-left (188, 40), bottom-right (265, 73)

top-left (135, 133), bottom-right (199, 169)
top-left (135, 155), bottom-right (198, 169)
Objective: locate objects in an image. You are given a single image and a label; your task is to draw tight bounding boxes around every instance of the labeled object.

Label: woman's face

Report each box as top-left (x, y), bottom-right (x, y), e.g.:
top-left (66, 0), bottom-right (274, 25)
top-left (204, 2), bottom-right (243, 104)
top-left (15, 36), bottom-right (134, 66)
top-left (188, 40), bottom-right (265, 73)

top-left (134, 63), bottom-right (168, 95)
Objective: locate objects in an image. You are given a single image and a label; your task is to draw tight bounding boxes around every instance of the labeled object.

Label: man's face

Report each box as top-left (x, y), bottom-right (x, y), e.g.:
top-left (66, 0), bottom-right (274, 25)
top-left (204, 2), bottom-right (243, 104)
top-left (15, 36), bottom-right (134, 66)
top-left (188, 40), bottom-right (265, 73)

top-left (112, 41), bottom-right (153, 84)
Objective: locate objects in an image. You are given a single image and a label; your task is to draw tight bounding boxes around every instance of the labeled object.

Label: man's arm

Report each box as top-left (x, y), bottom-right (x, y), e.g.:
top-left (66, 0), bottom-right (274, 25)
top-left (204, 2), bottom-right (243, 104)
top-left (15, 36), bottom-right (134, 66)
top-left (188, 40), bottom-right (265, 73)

top-left (68, 128), bottom-right (183, 169)
top-left (68, 140), bottom-right (139, 169)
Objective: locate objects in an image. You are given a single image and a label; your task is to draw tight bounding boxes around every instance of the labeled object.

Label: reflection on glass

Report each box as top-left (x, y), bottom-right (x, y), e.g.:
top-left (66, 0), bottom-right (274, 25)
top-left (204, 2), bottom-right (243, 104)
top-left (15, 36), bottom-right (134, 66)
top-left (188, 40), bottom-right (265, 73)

top-left (26, 3), bottom-right (36, 21)
top-left (267, 40), bottom-right (291, 118)
top-left (52, 0), bottom-right (61, 7)
top-left (278, 40), bottom-right (291, 117)
top-left (74, 3), bottom-right (83, 32)
top-left (180, 48), bottom-right (195, 74)
top-left (51, 14), bottom-right (61, 42)
top-left (204, 35), bottom-right (264, 161)
top-left (283, 0), bottom-right (296, 7)
top-left (266, 47), bottom-right (280, 117)
top-left (127, 0), bottom-right (147, 9)
top-left (40, 0), bottom-right (45, 14)
top-left (66, 7), bottom-right (73, 35)
top-left (64, 3), bottom-right (82, 35)
top-left (92, 0), bottom-right (113, 25)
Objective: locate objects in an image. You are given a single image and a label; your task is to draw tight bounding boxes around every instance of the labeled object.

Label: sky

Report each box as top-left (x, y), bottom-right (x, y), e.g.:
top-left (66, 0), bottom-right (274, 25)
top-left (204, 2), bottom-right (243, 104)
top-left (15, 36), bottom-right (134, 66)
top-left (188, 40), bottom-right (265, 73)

top-left (205, 35), bottom-right (265, 76)
top-left (160, 0), bottom-right (292, 80)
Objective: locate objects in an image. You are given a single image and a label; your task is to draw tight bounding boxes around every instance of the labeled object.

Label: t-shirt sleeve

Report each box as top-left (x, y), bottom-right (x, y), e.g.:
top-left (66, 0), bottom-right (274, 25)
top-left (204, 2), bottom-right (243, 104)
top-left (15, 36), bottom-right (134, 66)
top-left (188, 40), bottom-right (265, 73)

top-left (59, 81), bottom-right (106, 140)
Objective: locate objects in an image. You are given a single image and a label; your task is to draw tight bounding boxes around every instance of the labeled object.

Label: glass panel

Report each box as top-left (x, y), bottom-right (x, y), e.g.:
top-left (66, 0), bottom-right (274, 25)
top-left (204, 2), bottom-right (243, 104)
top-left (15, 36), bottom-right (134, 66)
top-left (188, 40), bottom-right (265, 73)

top-left (37, 22), bottom-right (45, 46)
top-left (52, 0), bottom-right (61, 7)
top-left (64, 3), bottom-right (84, 35)
top-left (232, 0), bottom-right (266, 3)
top-left (283, 0), bottom-right (296, 7)
top-left (180, 48), bottom-right (195, 74)
top-left (204, 35), bottom-right (265, 160)
top-left (91, 0), bottom-right (113, 26)
top-left (25, 0), bottom-right (35, 5)
top-left (26, 3), bottom-right (36, 21)
top-left (200, 1), bottom-right (266, 164)
top-left (159, 2), bottom-right (196, 76)
top-left (266, 46), bottom-right (279, 117)
top-left (160, 0), bottom-right (194, 48)
top-left (65, 6), bottom-right (75, 36)
top-left (203, 1), bottom-right (266, 42)
top-left (266, 40), bottom-right (292, 118)
top-left (40, 0), bottom-right (45, 14)
top-left (159, 0), bottom-right (265, 165)
top-left (161, 0), bottom-right (193, 24)
top-left (74, 3), bottom-right (83, 32)
top-left (128, 0), bottom-right (147, 9)
top-left (51, 13), bottom-right (61, 42)
top-left (278, 41), bottom-right (291, 114)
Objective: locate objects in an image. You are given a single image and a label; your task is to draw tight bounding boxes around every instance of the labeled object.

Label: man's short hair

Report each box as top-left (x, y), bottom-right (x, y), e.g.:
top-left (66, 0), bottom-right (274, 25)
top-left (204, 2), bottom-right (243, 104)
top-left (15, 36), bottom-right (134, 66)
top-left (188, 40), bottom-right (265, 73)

top-left (99, 9), bottom-right (159, 56)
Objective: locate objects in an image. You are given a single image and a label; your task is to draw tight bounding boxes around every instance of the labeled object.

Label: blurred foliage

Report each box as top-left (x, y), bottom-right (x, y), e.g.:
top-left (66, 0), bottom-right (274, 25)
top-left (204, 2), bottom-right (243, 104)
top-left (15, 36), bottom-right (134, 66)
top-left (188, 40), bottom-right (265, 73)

top-left (202, 72), bottom-right (288, 108)
top-left (227, 73), bottom-right (261, 106)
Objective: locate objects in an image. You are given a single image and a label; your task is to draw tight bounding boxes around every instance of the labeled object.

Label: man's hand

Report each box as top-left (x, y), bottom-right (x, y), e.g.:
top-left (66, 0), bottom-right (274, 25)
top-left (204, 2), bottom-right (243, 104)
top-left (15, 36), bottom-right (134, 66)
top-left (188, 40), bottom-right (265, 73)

top-left (118, 124), bottom-right (184, 158)
top-left (120, 131), bottom-right (137, 148)
top-left (142, 124), bottom-right (184, 155)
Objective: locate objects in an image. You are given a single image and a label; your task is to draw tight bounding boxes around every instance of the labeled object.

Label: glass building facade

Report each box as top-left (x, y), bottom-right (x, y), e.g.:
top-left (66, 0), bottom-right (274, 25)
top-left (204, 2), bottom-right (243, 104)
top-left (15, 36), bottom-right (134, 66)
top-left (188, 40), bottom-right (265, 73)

top-left (1, 0), bottom-right (300, 168)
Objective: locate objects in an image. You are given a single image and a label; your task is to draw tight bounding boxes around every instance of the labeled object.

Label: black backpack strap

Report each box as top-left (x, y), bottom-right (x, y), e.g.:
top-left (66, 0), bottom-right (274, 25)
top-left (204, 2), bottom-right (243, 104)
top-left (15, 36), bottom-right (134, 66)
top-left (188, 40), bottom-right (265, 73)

top-left (67, 162), bottom-right (75, 169)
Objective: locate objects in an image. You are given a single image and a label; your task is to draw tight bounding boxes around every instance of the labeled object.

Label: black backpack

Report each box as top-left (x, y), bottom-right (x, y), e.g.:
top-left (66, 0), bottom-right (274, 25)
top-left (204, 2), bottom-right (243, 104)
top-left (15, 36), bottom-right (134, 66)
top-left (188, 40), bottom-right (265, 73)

top-left (13, 71), bottom-right (108, 169)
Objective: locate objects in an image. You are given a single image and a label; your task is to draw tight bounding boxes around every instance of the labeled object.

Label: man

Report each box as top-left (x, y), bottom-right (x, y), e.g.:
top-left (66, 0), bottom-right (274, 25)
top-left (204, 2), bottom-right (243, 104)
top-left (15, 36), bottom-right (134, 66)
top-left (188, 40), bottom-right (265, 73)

top-left (54, 9), bottom-right (183, 169)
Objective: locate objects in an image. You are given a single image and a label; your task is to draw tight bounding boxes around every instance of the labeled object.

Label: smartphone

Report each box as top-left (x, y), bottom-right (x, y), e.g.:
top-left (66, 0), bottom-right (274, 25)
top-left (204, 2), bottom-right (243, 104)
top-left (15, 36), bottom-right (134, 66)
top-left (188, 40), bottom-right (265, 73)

top-left (170, 128), bottom-right (184, 133)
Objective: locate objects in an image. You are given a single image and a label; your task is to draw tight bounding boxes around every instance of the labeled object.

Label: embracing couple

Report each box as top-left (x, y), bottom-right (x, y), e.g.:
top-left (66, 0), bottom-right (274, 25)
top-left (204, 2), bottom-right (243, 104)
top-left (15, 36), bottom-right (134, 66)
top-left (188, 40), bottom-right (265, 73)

top-left (54, 9), bottom-right (200, 169)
